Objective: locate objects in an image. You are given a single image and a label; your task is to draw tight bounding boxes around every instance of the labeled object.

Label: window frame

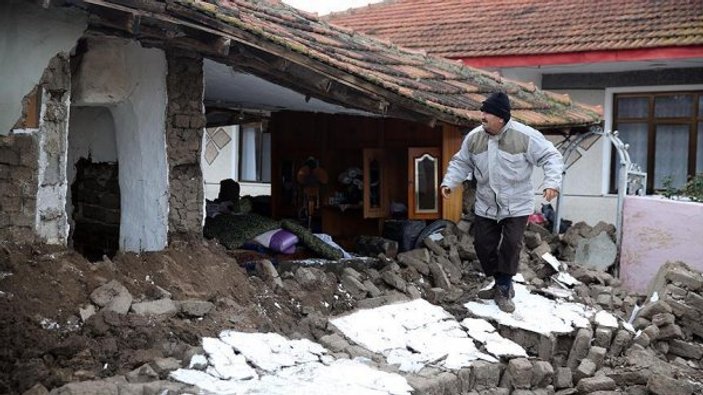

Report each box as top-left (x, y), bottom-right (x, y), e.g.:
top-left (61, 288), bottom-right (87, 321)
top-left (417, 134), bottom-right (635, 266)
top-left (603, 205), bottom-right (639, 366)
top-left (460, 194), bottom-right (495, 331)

top-left (237, 122), bottom-right (272, 184)
top-left (610, 90), bottom-right (702, 193)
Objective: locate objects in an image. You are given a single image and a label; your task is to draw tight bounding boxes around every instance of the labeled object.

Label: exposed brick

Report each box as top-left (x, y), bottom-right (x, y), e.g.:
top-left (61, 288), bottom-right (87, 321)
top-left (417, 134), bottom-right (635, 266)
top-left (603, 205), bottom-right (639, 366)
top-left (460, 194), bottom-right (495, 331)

top-left (651, 312), bottom-right (676, 327)
top-left (508, 358), bottom-right (532, 389)
top-left (0, 195), bottom-right (22, 212)
top-left (608, 330), bottom-right (632, 357)
top-left (567, 328), bottom-right (592, 369)
top-left (685, 291), bottom-right (703, 312)
top-left (0, 147), bottom-right (20, 165)
top-left (665, 268), bottom-right (703, 291)
top-left (531, 360), bottom-right (553, 388)
top-left (555, 367), bottom-right (572, 389)
top-left (594, 327), bottom-right (613, 348)
top-left (647, 373), bottom-right (697, 395)
top-left (664, 284), bottom-right (688, 300)
top-left (576, 376), bottom-right (616, 393)
top-left (668, 339), bottom-right (703, 360)
top-left (173, 114), bottom-right (191, 128)
top-left (658, 324), bottom-right (684, 340)
top-left (638, 300), bottom-right (672, 319)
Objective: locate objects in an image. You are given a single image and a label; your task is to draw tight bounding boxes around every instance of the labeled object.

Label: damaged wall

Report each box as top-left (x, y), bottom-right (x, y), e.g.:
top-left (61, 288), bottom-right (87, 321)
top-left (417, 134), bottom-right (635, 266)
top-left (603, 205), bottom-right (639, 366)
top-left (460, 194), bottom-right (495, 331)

top-left (72, 37), bottom-right (169, 252)
top-left (620, 196), bottom-right (703, 293)
top-left (0, 134), bottom-right (38, 241)
top-left (0, 54), bottom-right (73, 244)
top-left (166, 50), bottom-right (205, 234)
top-left (35, 55), bottom-right (72, 244)
top-left (0, 0), bottom-right (86, 135)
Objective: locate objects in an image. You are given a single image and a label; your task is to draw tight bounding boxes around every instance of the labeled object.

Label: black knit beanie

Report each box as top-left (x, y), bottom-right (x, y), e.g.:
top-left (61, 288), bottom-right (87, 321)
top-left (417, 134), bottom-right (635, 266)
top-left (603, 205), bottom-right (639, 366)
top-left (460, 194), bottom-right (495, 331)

top-left (480, 92), bottom-right (511, 123)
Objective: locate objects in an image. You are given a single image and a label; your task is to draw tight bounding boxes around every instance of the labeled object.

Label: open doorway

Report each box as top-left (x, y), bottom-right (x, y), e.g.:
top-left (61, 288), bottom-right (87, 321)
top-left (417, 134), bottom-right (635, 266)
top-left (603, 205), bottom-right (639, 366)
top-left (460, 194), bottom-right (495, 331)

top-left (67, 106), bottom-right (119, 261)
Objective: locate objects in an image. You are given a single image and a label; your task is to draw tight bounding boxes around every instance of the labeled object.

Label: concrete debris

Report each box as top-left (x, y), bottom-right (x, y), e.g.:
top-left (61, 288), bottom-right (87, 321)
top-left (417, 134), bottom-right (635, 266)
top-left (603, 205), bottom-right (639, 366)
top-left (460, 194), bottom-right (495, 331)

top-left (35, 217), bottom-right (703, 395)
top-left (89, 280), bottom-right (132, 314)
top-left (130, 298), bottom-right (178, 317)
top-left (178, 299), bottom-right (215, 317)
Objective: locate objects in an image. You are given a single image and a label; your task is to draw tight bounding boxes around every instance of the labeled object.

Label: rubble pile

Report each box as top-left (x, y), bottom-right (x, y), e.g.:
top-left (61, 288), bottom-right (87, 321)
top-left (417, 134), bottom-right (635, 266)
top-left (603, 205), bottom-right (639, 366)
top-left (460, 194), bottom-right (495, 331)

top-left (7, 218), bottom-right (703, 395)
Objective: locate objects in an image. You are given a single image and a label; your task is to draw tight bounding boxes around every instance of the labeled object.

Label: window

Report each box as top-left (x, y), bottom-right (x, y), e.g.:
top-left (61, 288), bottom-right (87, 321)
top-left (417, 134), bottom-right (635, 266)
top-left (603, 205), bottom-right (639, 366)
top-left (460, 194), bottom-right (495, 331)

top-left (612, 91), bottom-right (702, 193)
top-left (238, 122), bottom-right (271, 183)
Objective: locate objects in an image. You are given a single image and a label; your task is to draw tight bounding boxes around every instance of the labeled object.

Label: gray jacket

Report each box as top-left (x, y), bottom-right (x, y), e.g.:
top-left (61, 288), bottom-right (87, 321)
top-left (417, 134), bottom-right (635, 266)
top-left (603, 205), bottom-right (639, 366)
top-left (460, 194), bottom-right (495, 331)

top-left (441, 120), bottom-right (563, 221)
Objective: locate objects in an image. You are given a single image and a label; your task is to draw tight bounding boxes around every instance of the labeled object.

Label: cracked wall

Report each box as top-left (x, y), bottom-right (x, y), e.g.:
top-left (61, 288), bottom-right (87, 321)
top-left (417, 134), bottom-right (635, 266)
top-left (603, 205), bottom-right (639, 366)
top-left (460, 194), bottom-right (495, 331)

top-left (0, 54), bottom-right (72, 244)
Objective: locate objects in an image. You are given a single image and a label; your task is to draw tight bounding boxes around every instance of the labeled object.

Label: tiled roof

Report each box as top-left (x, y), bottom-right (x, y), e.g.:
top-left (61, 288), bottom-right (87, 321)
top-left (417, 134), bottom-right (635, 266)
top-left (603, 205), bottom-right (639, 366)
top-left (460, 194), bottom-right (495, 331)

top-left (89, 0), bottom-right (601, 128)
top-left (326, 0), bottom-right (703, 58)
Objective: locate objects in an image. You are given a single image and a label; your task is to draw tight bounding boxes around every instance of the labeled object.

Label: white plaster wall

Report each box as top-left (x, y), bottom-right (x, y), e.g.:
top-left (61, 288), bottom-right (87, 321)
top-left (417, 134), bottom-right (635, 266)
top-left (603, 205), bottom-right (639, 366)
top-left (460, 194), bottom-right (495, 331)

top-left (203, 126), bottom-right (237, 200)
top-left (74, 37), bottom-right (169, 252)
top-left (111, 42), bottom-right (169, 252)
top-left (202, 125), bottom-right (271, 199)
top-left (66, 106), bottom-right (118, 230)
top-left (71, 40), bottom-right (132, 106)
top-left (240, 182), bottom-right (271, 197)
top-left (0, 1), bottom-right (86, 135)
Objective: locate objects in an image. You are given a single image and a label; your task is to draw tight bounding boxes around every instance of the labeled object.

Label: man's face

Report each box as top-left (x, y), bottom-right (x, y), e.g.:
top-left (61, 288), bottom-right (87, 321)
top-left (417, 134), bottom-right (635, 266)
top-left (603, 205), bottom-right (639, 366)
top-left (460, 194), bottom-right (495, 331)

top-left (481, 112), bottom-right (504, 135)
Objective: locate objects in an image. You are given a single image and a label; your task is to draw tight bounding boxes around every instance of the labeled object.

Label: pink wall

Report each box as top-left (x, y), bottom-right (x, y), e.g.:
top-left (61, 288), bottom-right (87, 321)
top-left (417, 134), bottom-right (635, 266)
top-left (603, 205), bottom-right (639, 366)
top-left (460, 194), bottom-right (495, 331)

top-left (620, 196), bottom-right (703, 293)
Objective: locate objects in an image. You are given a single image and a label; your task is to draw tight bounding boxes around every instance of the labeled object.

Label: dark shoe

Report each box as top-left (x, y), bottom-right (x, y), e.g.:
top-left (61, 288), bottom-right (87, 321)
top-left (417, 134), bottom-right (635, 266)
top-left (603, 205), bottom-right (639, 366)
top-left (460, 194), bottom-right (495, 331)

top-left (494, 285), bottom-right (515, 313)
top-left (477, 285), bottom-right (496, 299)
top-left (477, 283), bottom-right (514, 300)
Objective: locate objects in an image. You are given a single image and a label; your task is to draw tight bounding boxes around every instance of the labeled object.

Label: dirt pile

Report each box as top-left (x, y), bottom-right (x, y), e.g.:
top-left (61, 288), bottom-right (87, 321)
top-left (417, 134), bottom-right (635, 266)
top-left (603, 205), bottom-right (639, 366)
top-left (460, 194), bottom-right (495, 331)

top-left (1, 219), bottom-right (702, 395)
top-left (0, 237), bottom-right (348, 394)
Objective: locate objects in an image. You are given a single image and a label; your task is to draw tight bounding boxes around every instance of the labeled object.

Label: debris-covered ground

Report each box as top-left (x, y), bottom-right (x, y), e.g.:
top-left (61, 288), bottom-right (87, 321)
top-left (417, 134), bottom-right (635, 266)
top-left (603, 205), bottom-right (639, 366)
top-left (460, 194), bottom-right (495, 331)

top-left (1, 219), bottom-right (702, 395)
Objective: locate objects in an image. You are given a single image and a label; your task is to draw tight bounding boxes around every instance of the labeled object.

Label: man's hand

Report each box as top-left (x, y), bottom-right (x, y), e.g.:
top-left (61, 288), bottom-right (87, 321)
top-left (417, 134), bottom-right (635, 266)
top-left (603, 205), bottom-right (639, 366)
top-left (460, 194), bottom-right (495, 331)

top-left (543, 188), bottom-right (558, 202)
top-left (440, 186), bottom-right (452, 199)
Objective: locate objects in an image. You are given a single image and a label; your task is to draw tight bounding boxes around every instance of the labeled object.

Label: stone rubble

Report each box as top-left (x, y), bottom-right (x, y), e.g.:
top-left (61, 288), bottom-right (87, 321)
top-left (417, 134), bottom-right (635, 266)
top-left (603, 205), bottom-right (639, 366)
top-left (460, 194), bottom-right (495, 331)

top-left (39, 219), bottom-right (703, 395)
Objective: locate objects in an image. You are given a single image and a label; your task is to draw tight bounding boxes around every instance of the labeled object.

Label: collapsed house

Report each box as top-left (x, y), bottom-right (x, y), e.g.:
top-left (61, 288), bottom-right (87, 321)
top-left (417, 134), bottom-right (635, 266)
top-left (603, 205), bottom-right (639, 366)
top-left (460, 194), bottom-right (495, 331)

top-left (0, 0), bottom-right (601, 261)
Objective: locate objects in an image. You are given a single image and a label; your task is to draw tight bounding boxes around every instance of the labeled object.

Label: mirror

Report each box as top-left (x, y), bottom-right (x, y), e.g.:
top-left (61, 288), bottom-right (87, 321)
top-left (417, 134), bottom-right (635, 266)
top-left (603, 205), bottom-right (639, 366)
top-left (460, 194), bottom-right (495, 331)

top-left (414, 154), bottom-right (438, 213)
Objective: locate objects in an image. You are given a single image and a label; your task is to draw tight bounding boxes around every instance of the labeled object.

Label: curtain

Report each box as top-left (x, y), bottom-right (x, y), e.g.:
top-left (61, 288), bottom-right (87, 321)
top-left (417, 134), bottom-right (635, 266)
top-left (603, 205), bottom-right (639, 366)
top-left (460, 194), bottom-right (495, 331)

top-left (615, 122), bottom-right (648, 187)
top-left (262, 132), bottom-right (272, 183)
top-left (654, 125), bottom-right (689, 189)
top-left (240, 126), bottom-right (257, 181)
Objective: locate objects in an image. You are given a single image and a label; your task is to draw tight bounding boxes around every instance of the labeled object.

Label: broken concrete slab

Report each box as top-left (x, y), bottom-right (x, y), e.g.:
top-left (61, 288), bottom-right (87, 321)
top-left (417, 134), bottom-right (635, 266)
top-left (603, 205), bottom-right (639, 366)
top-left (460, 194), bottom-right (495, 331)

top-left (574, 231), bottom-right (617, 271)
top-left (130, 298), bottom-right (178, 317)
top-left (179, 299), bottom-right (215, 317)
top-left (90, 280), bottom-right (133, 315)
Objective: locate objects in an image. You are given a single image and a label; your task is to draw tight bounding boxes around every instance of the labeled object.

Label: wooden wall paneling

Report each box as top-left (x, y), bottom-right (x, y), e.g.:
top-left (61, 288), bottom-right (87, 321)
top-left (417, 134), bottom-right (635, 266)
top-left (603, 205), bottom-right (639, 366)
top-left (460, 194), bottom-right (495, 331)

top-left (442, 124), bottom-right (463, 223)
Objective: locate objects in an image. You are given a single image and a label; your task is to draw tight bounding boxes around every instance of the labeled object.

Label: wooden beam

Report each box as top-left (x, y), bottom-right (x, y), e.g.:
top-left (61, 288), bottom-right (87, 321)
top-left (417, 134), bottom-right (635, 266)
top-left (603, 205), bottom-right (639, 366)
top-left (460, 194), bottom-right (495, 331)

top-left (213, 36), bottom-right (231, 57)
top-left (76, 0), bottom-right (469, 126)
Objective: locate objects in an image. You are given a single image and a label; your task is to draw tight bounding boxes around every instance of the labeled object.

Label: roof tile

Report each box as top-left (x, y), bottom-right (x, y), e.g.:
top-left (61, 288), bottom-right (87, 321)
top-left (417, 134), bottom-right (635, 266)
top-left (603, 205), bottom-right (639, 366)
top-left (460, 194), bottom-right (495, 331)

top-left (327, 0), bottom-right (703, 58)
top-left (152, 0), bottom-right (602, 128)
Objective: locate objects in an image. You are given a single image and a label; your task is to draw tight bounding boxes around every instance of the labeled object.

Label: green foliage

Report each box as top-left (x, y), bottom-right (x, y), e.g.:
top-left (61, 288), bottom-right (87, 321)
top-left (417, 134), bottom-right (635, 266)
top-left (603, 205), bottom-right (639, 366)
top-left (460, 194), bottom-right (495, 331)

top-left (682, 173), bottom-right (703, 202)
top-left (661, 176), bottom-right (677, 199)
top-left (660, 173), bottom-right (703, 203)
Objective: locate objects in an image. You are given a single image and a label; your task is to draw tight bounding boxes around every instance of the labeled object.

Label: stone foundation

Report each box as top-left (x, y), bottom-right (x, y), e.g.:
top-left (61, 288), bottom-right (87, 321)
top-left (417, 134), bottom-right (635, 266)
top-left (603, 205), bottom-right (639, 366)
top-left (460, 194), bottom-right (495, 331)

top-left (166, 49), bottom-right (205, 235)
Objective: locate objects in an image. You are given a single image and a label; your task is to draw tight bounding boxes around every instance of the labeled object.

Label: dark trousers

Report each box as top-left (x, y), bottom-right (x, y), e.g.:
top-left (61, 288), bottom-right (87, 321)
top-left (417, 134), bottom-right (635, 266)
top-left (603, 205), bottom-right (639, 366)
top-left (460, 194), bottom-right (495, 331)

top-left (473, 215), bottom-right (528, 277)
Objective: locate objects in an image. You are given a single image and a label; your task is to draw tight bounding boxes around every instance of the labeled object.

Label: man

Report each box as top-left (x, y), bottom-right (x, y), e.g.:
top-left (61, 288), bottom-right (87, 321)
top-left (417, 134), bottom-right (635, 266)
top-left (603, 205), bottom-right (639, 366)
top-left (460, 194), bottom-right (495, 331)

top-left (440, 91), bottom-right (563, 313)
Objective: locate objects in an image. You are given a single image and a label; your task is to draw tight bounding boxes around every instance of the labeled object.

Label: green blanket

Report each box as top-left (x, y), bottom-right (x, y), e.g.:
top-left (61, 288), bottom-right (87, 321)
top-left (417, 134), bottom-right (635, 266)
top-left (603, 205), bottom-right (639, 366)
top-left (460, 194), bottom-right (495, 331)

top-left (203, 213), bottom-right (280, 250)
top-left (281, 219), bottom-right (343, 260)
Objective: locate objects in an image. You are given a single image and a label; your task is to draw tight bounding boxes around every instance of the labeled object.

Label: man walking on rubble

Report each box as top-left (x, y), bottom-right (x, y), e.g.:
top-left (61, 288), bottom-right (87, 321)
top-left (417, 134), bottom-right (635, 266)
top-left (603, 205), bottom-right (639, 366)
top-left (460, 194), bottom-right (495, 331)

top-left (440, 91), bottom-right (563, 313)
